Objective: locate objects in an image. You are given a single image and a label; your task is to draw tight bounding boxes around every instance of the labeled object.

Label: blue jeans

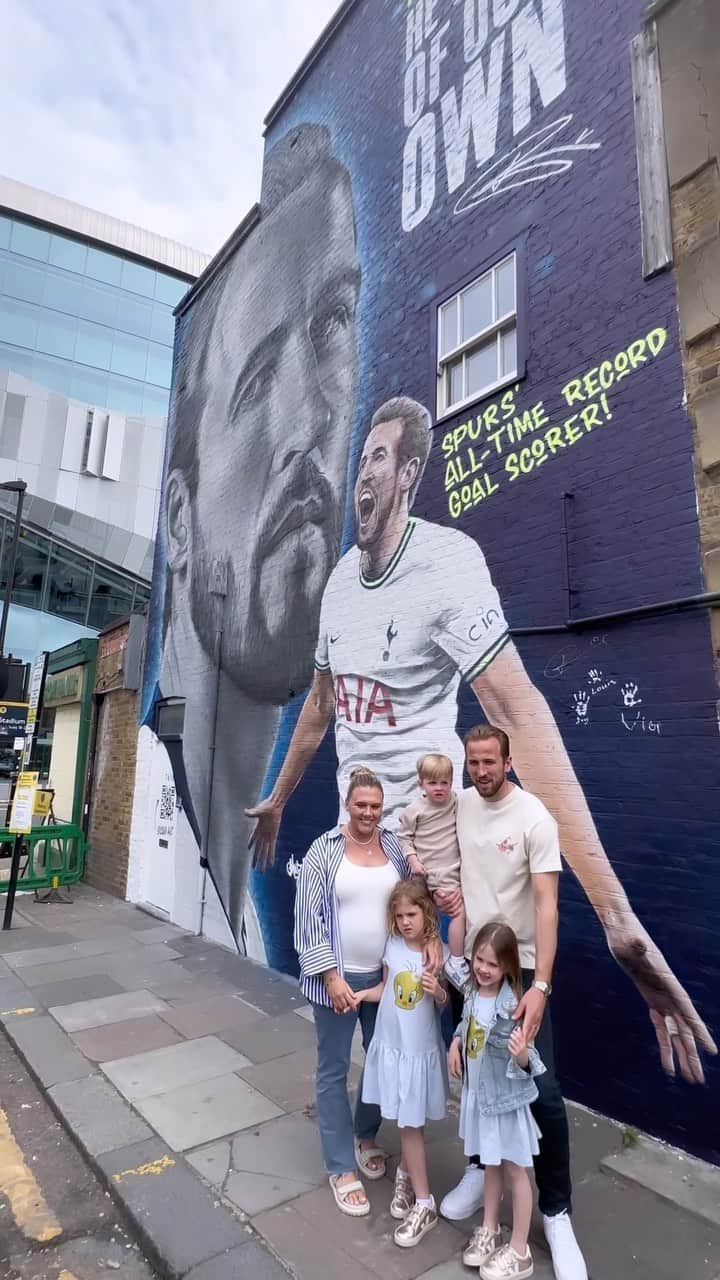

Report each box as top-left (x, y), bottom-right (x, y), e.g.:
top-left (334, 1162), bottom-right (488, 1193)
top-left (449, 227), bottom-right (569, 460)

top-left (312, 968), bottom-right (382, 1177)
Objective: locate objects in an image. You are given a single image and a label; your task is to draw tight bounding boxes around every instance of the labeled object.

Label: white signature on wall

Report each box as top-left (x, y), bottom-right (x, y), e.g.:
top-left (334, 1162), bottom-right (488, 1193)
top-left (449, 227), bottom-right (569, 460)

top-left (454, 113), bottom-right (601, 216)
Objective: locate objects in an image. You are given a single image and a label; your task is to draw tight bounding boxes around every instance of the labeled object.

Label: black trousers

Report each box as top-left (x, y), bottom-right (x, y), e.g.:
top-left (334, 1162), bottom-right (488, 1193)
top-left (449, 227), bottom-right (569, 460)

top-left (448, 971), bottom-right (572, 1217)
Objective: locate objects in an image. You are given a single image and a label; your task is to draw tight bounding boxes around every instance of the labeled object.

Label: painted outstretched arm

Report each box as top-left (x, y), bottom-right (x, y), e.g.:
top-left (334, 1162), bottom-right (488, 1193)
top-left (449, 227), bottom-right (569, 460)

top-left (245, 668), bottom-right (335, 871)
top-left (471, 641), bottom-right (718, 1083)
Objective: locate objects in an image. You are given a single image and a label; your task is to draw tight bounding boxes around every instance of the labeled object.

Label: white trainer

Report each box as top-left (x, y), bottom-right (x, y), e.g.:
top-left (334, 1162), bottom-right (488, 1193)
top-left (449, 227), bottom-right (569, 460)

top-left (542, 1211), bottom-right (588, 1280)
top-left (439, 1165), bottom-right (485, 1219)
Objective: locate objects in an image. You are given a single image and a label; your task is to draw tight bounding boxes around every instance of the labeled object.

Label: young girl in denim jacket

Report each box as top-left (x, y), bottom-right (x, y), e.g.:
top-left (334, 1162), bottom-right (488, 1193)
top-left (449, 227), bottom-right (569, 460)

top-left (448, 921), bottom-right (545, 1280)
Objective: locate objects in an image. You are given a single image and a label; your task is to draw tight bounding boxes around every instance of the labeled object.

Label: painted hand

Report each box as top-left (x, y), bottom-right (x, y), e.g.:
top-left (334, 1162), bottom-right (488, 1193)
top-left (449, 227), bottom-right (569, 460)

top-left (245, 797), bottom-right (283, 872)
top-left (512, 985), bottom-right (546, 1042)
top-left (621, 682), bottom-right (642, 707)
top-left (606, 916), bottom-right (718, 1083)
top-left (572, 690), bottom-right (589, 722)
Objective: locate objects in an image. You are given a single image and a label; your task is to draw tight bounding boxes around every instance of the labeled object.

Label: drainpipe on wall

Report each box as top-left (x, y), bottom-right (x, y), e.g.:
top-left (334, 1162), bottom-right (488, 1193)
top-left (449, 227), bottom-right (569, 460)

top-left (198, 561), bottom-right (227, 938)
top-left (72, 640), bottom-right (98, 829)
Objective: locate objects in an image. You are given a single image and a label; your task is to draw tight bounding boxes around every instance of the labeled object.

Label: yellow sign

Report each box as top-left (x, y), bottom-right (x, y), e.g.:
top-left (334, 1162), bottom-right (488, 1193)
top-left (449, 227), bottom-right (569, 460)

top-left (9, 772), bottom-right (39, 835)
top-left (33, 789), bottom-right (53, 818)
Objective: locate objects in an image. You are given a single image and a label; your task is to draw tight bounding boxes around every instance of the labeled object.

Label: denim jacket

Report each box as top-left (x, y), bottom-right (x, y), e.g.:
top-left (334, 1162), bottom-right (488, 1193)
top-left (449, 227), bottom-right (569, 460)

top-left (453, 978), bottom-right (546, 1118)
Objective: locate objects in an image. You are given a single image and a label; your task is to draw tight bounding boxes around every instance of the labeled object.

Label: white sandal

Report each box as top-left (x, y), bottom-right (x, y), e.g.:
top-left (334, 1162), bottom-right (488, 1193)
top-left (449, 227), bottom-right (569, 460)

top-left (329, 1174), bottom-right (370, 1217)
top-left (354, 1139), bottom-right (387, 1181)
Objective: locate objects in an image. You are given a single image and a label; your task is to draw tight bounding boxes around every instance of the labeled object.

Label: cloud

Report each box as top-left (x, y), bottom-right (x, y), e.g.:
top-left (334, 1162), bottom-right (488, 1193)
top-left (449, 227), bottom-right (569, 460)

top-left (0, 0), bottom-right (341, 255)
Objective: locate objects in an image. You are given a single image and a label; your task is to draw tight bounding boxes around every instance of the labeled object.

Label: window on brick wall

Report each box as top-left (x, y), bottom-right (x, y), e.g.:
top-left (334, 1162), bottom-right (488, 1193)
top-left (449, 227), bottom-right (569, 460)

top-left (437, 253), bottom-right (518, 417)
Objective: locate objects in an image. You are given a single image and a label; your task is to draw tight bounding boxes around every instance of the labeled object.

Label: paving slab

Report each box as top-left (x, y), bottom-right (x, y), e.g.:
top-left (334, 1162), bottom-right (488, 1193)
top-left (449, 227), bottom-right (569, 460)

top-left (183, 1239), bottom-right (291, 1280)
top-left (151, 973), bottom-right (245, 1002)
top-left (0, 926), bottom-right (75, 953)
top-left (49, 987), bottom-right (170, 1031)
top-left (237, 984), bottom-right (307, 1017)
top-left (102, 1034), bottom-right (250, 1100)
top-left (572, 1167), bottom-right (720, 1279)
top-left (601, 1135), bottom-right (720, 1228)
top-left (4, 935), bottom-right (145, 968)
top-left (231, 1112), bottom-right (325, 1185)
top-left (186, 1137), bottom-right (233, 1187)
top-left (133, 922), bottom-right (189, 944)
top-left (21, 953), bottom-right (143, 987)
top-left (71, 1012), bottom-right (185, 1062)
top-left (97, 1137), bottom-right (250, 1277)
top-left (0, 974), bottom-right (37, 1009)
top-left (239, 1046), bottom-right (326, 1111)
top-left (220, 1009), bottom-right (318, 1062)
top-left (253, 1202), bottom-right (374, 1280)
top-left (49, 1073), bottom-right (152, 1155)
top-left (5, 1011), bottom-right (95, 1086)
top-left (103, 958), bottom-right (210, 994)
top-left (159, 992), bottom-right (264, 1038)
top-left (29, 973), bottom-right (125, 1008)
top-left (254, 1177), bottom-right (466, 1279)
top-left (227, 1167), bottom-right (318, 1216)
top-left (135, 1070), bottom-right (283, 1151)
top-left (219, 1113), bottom-right (326, 1214)
top-left (417, 1254), bottom-right (555, 1279)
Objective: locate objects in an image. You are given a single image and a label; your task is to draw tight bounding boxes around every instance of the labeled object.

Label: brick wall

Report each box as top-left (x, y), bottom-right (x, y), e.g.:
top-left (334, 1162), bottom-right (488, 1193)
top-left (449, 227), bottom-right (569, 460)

top-left (133, 0), bottom-right (720, 1162)
top-left (658, 0), bottom-right (720, 659)
top-left (85, 621), bottom-right (140, 898)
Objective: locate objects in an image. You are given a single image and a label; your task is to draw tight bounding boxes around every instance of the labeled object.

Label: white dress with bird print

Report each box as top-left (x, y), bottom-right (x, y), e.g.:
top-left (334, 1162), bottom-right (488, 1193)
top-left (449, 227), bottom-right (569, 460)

top-left (362, 935), bottom-right (449, 1128)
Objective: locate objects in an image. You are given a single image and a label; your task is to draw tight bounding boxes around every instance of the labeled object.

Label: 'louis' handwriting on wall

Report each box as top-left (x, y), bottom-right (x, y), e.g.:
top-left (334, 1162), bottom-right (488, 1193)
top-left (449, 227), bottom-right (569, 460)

top-left (441, 327), bottom-right (667, 519)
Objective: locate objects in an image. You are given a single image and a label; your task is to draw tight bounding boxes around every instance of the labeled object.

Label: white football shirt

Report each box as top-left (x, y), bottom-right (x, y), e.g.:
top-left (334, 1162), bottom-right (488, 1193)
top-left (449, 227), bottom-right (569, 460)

top-left (314, 518), bottom-right (509, 823)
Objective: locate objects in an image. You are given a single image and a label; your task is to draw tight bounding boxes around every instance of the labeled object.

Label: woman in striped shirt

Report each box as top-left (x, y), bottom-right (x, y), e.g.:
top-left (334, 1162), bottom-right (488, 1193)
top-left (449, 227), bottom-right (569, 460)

top-left (294, 765), bottom-right (443, 1217)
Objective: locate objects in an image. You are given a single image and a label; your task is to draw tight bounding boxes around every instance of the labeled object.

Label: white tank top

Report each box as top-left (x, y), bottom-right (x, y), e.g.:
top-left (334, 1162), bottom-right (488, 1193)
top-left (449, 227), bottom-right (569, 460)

top-left (335, 856), bottom-right (399, 973)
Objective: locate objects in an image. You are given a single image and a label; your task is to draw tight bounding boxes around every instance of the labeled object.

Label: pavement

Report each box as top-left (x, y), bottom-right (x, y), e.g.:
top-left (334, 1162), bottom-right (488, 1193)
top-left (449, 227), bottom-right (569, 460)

top-left (0, 885), bottom-right (718, 1280)
top-left (0, 1030), bottom-right (157, 1279)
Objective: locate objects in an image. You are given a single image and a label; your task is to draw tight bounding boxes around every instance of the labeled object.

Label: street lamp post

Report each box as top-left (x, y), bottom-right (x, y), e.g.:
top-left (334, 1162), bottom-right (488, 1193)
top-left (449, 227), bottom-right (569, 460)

top-left (0, 479), bottom-right (27, 660)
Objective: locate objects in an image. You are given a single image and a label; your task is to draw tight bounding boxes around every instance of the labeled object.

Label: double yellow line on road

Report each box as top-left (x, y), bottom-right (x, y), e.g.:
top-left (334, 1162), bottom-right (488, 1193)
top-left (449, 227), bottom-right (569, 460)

top-left (0, 1105), bottom-right (62, 1243)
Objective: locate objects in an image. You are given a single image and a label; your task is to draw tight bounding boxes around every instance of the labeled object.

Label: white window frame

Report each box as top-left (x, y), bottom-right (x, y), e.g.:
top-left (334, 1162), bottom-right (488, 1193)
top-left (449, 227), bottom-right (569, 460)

top-left (436, 252), bottom-right (518, 419)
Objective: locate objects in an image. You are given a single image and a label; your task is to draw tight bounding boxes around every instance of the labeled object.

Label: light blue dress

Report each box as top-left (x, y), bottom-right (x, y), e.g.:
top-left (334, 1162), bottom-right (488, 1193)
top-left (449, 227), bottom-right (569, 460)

top-left (459, 991), bottom-right (542, 1167)
top-left (362, 936), bottom-right (449, 1128)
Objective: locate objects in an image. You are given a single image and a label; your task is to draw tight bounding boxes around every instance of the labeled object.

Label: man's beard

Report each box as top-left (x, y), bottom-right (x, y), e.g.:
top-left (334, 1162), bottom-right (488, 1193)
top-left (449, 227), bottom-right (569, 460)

top-left (474, 775), bottom-right (506, 799)
top-left (190, 497), bottom-right (342, 705)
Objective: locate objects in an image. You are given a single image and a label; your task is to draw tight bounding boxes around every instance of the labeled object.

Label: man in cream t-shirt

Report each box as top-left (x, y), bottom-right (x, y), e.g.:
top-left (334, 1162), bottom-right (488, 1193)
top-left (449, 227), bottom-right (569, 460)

top-left (440, 724), bottom-right (587, 1280)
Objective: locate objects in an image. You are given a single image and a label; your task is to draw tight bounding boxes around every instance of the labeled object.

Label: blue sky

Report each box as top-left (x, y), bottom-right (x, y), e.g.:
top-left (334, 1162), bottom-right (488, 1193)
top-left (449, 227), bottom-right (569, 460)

top-left (1, 0), bottom-right (340, 255)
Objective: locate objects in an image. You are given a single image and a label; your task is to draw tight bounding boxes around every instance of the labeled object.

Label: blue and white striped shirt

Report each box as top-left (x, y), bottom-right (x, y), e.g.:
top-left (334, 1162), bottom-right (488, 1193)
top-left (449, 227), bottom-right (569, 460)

top-left (294, 824), bottom-right (411, 1007)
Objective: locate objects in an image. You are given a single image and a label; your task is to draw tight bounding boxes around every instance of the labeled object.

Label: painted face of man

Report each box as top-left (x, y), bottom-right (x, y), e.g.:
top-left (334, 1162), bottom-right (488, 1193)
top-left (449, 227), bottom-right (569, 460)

top-left (189, 167), bottom-right (360, 702)
top-left (354, 418), bottom-right (408, 551)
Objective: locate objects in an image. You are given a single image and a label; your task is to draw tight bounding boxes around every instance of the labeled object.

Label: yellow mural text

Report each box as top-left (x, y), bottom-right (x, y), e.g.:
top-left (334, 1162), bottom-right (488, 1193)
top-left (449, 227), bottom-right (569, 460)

top-left (441, 327), bottom-right (667, 520)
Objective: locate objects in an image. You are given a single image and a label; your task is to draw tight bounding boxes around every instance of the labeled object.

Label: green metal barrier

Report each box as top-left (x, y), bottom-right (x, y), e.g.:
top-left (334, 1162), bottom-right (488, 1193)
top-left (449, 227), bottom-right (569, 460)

top-left (0, 824), bottom-right (86, 892)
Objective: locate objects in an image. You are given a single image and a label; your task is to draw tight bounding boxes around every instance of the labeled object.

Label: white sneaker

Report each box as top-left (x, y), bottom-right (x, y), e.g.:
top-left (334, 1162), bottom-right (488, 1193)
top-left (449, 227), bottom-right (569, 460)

top-left (542, 1211), bottom-right (588, 1280)
top-left (439, 1165), bottom-right (485, 1219)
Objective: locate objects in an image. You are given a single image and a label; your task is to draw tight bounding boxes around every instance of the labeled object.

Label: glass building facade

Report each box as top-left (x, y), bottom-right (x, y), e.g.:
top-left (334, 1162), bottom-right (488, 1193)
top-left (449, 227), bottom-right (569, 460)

top-left (0, 515), bottom-right (151, 633)
top-left (0, 210), bottom-right (188, 420)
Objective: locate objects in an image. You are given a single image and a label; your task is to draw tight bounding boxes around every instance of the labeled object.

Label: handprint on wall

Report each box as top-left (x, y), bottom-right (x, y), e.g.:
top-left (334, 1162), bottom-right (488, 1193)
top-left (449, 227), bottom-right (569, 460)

top-left (621, 682), bottom-right (642, 708)
top-left (573, 690), bottom-right (590, 725)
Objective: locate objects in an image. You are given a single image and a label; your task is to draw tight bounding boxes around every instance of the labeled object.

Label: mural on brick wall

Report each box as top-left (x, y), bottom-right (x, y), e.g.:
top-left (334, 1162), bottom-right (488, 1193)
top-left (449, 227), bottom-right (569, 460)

top-left (136, 0), bottom-right (720, 1162)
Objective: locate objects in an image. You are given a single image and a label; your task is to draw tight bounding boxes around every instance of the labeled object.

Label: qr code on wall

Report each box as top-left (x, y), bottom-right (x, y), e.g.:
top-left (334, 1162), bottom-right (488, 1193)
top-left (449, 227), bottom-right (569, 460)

top-left (159, 784), bottom-right (176, 821)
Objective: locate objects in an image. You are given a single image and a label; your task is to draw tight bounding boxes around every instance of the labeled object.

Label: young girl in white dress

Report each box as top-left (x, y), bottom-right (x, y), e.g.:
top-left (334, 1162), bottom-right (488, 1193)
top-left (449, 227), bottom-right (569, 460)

top-left (356, 879), bottom-right (449, 1249)
top-left (448, 921), bottom-right (545, 1280)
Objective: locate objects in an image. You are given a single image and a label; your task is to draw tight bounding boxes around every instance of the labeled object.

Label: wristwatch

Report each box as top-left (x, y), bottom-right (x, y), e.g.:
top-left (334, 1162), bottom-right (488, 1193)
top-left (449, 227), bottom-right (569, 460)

top-left (533, 980), bottom-right (552, 997)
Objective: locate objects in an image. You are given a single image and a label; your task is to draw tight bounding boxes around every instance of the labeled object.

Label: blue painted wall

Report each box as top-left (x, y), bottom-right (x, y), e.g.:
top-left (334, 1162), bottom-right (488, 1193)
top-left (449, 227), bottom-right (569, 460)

top-left (142, 0), bottom-right (720, 1162)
